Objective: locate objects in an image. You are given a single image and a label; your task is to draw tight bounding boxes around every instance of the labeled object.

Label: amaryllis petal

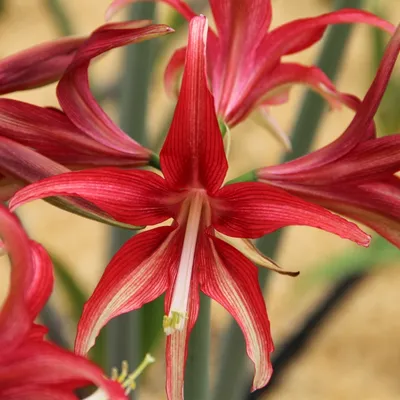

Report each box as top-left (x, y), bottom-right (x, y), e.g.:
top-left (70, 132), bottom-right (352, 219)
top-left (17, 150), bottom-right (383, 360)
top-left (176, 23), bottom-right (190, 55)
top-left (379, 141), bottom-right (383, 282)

top-left (0, 177), bottom-right (22, 202)
top-left (106, 0), bottom-right (196, 22)
top-left (164, 47), bottom-right (186, 97)
top-left (25, 243), bottom-right (54, 320)
top-left (261, 135), bottom-right (400, 185)
top-left (10, 168), bottom-right (175, 227)
top-left (209, 0), bottom-right (272, 113)
top-left (0, 386), bottom-right (77, 400)
top-left (2, 139), bottom-right (137, 228)
top-left (199, 235), bottom-right (273, 390)
top-left (260, 25), bottom-right (400, 174)
top-left (214, 232), bottom-right (299, 276)
top-left (213, 182), bottom-right (370, 246)
top-left (272, 178), bottom-right (400, 248)
top-left (233, 10), bottom-right (396, 121)
top-left (0, 206), bottom-right (31, 351)
top-left (0, 36), bottom-right (86, 95)
top-left (0, 341), bottom-right (126, 399)
top-left (260, 9), bottom-right (394, 58)
top-left (160, 16), bottom-right (228, 193)
top-left (165, 271), bottom-right (199, 400)
top-left (0, 99), bottom-right (141, 167)
top-left (57, 20), bottom-right (172, 155)
top-left (231, 63), bottom-right (359, 126)
top-left (75, 226), bottom-right (180, 355)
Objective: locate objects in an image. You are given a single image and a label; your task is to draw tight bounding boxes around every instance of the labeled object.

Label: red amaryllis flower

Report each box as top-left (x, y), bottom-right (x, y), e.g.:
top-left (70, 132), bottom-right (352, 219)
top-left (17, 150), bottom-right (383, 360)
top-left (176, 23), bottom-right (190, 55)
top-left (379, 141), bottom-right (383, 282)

top-left (254, 25), bottom-right (400, 248)
top-left (0, 20), bottom-right (172, 203)
top-left (107, 0), bottom-right (394, 147)
top-left (0, 204), bottom-right (127, 400)
top-left (10, 16), bottom-right (370, 399)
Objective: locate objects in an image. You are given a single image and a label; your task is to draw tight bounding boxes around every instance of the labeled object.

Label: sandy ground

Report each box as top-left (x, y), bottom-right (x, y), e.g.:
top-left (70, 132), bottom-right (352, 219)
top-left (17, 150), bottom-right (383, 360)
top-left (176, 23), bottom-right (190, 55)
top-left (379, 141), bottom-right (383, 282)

top-left (0, 0), bottom-right (400, 399)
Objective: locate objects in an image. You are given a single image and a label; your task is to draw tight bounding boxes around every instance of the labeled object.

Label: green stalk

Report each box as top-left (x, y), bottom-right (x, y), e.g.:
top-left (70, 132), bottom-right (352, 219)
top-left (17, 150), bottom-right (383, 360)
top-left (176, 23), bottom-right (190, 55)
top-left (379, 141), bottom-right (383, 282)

top-left (105, 4), bottom-right (156, 399)
top-left (45, 0), bottom-right (73, 36)
top-left (184, 294), bottom-right (211, 400)
top-left (212, 1), bottom-right (362, 399)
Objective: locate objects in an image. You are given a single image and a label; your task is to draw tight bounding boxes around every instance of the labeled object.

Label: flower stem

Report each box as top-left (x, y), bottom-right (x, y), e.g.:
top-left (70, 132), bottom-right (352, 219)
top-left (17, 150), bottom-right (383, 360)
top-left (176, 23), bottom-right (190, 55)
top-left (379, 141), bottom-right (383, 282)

top-left (45, 0), bottom-right (73, 36)
top-left (106, 3), bottom-right (156, 400)
top-left (185, 293), bottom-right (211, 400)
top-left (212, 1), bottom-right (363, 399)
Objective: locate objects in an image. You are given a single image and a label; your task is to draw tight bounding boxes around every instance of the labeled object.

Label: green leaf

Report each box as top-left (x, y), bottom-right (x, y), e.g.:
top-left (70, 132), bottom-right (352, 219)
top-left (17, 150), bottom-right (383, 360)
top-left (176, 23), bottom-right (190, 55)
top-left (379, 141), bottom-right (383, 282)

top-left (51, 252), bottom-right (106, 367)
top-left (51, 253), bottom-right (86, 323)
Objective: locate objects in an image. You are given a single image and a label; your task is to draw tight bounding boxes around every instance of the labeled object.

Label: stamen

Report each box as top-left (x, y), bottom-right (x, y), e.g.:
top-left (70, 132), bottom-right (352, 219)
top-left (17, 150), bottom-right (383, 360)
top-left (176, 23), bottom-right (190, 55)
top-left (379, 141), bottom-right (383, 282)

top-left (164, 192), bottom-right (203, 335)
top-left (82, 354), bottom-right (155, 400)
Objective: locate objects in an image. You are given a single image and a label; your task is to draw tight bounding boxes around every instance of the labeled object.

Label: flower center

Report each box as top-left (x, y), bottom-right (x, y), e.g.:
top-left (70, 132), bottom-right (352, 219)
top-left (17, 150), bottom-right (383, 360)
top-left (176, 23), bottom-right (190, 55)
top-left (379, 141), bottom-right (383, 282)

top-left (163, 191), bottom-right (204, 335)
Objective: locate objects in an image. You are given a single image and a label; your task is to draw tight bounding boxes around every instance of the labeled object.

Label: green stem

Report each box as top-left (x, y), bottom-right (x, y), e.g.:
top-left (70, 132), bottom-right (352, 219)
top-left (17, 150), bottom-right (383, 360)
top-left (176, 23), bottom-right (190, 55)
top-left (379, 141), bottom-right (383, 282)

top-left (185, 294), bottom-right (211, 400)
top-left (212, 1), bottom-right (362, 399)
top-left (105, 4), bottom-right (156, 399)
top-left (45, 0), bottom-right (73, 36)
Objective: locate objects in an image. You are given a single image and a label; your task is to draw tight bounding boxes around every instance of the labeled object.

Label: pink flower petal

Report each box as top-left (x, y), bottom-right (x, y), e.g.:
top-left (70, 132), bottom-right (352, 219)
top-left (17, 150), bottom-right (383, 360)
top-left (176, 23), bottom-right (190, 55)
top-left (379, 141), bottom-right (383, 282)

top-left (213, 182), bottom-right (370, 246)
top-left (199, 235), bottom-right (273, 390)
top-left (0, 36), bottom-right (86, 95)
top-left (75, 226), bottom-right (179, 355)
top-left (57, 20), bottom-right (172, 156)
top-left (160, 16), bottom-right (228, 193)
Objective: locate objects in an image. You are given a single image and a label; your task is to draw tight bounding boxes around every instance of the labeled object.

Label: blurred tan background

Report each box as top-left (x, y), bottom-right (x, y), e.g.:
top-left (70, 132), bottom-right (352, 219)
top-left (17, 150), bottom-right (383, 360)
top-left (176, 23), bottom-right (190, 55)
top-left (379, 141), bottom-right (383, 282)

top-left (1, 0), bottom-right (400, 399)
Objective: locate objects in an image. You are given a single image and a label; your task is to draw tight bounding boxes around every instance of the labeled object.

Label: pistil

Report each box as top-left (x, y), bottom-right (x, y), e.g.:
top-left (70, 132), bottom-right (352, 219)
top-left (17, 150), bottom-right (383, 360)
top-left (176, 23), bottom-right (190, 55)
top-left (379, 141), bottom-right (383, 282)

top-left (163, 191), bottom-right (203, 335)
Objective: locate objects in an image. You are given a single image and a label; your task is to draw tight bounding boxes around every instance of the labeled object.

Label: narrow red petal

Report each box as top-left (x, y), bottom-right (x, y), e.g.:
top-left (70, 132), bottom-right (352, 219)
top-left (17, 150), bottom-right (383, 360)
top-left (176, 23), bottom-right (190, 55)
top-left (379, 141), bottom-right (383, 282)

top-left (165, 270), bottom-right (199, 400)
top-left (266, 177), bottom-right (400, 248)
top-left (0, 99), bottom-right (144, 168)
top-left (228, 62), bottom-right (360, 126)
top-left (164, 47), bottom-right (187, 97)
top-left (209, 0), bottom-right (272, 114)
top-left (258, 25), bottom-right (400, 174)
top-left (213, 182), bottom-right (370, 246)
top-left (10, 168), bottom-right (175, 227)
top-left (261, 9), bottom-right (394, 58)
top-left (1, 341), bottom-right (126, 399)
top-left (0, 36), bottom-right (86, 95)
top-left (160, 16), bottom-right (228, 193)
top-left (75, 226), bottom-right (180, 355)
top-left (0, 206), bottom-right (33, 352)
top-left (57, 21), bottom-right (172, 156)
top-left (25, 243), bottom-right (54, 320)
top-left (234, 10), bottom-right (395, 123)
top-left (199, 235), bottom-right (273, 390)
top-left (268, 135), bottom-right (400, 185)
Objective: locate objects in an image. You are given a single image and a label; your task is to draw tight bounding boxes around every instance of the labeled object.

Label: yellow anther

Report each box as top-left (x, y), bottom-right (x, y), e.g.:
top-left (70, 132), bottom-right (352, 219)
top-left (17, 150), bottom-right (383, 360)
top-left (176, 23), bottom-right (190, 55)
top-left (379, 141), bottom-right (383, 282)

top-left (118, 360), bottom-right (129, 383)
top-left (111, 367), bottom-right (119, 381)
top-left (163, 311), bottom-right (188, 335)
